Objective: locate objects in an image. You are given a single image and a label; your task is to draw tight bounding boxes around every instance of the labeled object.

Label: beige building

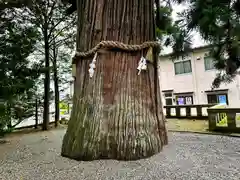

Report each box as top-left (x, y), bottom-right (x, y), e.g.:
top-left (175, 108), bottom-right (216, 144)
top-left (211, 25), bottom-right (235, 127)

top-left (159, 46), bottom-right (240, 108)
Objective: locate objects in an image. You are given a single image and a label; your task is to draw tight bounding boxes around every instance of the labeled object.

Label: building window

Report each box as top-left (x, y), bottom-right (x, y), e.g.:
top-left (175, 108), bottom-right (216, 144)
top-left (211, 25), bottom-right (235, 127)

top-left (164, 92), bottom-right (173, 105)
top-left (207, 94), bottom-right (228, 105)
top-left (176, 95), bottom-right (193, 105)
top-left (204, 56), bottom-right (215, 70)
top-left (174, 60), bottom-right (192, 75)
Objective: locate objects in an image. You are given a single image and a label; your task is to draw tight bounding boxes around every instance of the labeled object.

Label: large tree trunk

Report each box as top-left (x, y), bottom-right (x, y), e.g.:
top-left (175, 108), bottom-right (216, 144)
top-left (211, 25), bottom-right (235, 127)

top-left (61, 0), bottom-right (168, 161)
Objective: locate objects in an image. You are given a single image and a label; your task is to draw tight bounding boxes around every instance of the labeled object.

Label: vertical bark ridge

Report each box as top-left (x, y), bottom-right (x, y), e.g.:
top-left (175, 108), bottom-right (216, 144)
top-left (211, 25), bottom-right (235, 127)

top-left (62, 0), bottom-right (167, 161)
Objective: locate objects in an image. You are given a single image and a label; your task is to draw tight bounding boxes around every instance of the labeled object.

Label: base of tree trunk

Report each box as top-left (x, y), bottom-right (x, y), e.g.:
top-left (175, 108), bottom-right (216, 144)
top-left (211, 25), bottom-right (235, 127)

top-left (61, 52), bottom-right (168, 161)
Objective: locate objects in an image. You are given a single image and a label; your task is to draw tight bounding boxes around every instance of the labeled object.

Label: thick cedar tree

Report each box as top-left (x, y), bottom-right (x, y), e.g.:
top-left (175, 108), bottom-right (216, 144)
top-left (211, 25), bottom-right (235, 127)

top-left (61, 0), bottom-right (168, 161)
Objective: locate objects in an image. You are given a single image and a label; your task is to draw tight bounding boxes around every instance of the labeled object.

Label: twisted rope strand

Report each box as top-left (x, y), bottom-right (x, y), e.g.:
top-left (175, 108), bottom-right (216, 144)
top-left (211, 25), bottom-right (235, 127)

top-left (75, 40), bottom-right (160, 58)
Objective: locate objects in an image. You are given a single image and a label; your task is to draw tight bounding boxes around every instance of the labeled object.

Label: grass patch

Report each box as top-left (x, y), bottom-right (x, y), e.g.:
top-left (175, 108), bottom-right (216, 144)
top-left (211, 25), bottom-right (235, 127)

top-left (166, 119), bottom-right (208, 132)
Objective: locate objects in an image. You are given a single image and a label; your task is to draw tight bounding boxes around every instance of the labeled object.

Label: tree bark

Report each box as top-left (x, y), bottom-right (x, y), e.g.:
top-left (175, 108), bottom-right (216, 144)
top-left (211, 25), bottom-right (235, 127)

top-left (52, 39), bottom-right (60, 127)
top-left (42, 27), bottom-right (50, 131)
top-left (35, 98), bottom-right (38, 129)
top-left (61, 0), bottom-right (168, 161)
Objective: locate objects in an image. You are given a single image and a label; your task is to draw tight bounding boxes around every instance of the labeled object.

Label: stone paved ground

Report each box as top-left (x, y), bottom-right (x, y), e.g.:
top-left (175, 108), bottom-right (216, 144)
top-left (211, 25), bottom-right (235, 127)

top-left (0, 129), bottom-right (240, 180)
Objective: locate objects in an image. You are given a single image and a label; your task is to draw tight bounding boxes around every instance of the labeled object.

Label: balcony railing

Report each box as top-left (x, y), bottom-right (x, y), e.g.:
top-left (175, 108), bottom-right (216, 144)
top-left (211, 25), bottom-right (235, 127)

top-left (164, 104), bottom-right (216, 119)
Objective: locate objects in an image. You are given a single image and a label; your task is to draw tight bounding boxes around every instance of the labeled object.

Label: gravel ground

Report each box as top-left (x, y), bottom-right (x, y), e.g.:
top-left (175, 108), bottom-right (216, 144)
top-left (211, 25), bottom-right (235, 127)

top-left (0, 129), bottom-right (240, 180)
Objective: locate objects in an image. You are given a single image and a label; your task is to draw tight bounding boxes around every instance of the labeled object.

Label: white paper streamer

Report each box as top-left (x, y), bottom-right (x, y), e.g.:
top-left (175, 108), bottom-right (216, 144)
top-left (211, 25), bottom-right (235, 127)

top-left (88, 53), bottom-right (98, 78)
top-left (137, 56), bottom-right (147, 75)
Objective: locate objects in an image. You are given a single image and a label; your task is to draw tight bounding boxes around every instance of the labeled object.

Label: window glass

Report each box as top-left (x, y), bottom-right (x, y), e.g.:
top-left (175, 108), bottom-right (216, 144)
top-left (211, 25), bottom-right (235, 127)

top-left (218, 94), bottom-right (227, 104)
top-left (207, 94), bottom-right (228, 105)
top-left (165, 99), bottom-right (173, 105)
top-left (174, 62), bottom-right (184, 74)
top-left (174, 60), bottom-right (192, 74)
top-left (164, 92), bottom-right (173, 105)
top-left (177, 97), bottom-right (185, 105)
top-left (164, 93), bottom-right (172, 97)
top-left (204, 56), bottom-right (215, 70)
top-left (183, 60), bottom-right (192, 73)
top-left (176, 95), bottom-right (193, 105)
top-left (207, 94), bottom-right (218, 104)
top-left (185, 96), bottom-right (193, 105)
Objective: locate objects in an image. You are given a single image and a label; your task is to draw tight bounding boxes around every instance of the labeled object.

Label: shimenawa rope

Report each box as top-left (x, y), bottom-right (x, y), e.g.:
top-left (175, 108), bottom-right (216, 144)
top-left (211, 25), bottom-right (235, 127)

top-left (73, 40), bottom-right (160, 78)
top-left (74, 40), bottom-right (160, 58)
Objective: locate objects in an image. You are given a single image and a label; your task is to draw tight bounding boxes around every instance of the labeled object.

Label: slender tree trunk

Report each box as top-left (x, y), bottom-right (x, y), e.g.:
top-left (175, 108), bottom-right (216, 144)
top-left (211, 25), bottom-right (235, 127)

top-left (35, 98), bottom-right (38, 129)
top-left (43, 27), bottom-right (50, 131)
top-left (53, 40), bottom-right (60, 127)
top-left (6, 103), bottom-right (12, 129)
top-left (62, 0), bottom-right (167, 161)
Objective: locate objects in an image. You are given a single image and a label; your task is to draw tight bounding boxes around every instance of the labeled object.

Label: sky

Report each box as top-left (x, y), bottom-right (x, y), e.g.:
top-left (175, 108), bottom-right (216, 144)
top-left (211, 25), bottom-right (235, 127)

top-left (161, 3), bottom-right (206, 55)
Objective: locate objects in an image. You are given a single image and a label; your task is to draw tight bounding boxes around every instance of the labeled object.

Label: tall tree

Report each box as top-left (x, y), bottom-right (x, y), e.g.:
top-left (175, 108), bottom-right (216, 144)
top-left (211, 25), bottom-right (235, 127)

top-left (50, 17), bottom-right (76, 127)
top-left (175, 0), bottom-right (240, 88)
top-left (17, 0), bottom-right (76, 130)
top-left (61, 0), bottom-right (168, 161)
top-left (0, 6), bottom-right (40, 135)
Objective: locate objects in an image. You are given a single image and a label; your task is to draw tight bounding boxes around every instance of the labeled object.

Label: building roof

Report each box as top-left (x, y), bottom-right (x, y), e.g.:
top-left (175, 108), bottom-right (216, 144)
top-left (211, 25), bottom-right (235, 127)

top-left (159, 44), bottom-right (213, 58)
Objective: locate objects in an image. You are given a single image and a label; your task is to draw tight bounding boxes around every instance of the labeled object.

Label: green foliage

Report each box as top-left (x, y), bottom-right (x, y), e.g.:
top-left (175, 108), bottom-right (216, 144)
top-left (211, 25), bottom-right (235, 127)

top-left (0, 6), bottom-right (41, 135)
top-left (0, 24), bottom-right (40, 100)
top-left (0, 0), bottom-right (32, 10)
top-left (0, 103), bottom-right (10, 137)
top-left (176, 0), bottom-right (240, 88)
top-left (155, 2), bottom-right (192, 59)
top-left (62, 0), bottom-right (239, 89)
top-left (11, 0), bottom-right (77, 129)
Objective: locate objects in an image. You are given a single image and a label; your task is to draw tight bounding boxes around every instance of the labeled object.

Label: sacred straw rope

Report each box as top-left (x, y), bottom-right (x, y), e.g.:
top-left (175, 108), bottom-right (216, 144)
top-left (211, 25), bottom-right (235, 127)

top-left (74, 40), bottom-right (160, 58)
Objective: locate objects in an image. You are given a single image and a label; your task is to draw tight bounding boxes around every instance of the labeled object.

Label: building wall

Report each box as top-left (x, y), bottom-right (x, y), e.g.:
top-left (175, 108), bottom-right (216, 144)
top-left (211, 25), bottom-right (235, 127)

top-left (159, 48), bottom-right (240, 108)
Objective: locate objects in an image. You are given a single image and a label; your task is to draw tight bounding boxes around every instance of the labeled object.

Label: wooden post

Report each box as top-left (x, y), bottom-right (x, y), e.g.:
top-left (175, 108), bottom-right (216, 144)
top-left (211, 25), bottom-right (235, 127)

top-left (226, 111), bottom-right (236, 130)
top-left (207, 109), bottom-right (216, 131)
top-left (176, 106), bottom-right (180, 117)
top-left (186, 107), bottom-right (191, 117)
top-left (166, 106), bottom-right (171, 118)
top-left (196, 106), bottom-right (202, 118)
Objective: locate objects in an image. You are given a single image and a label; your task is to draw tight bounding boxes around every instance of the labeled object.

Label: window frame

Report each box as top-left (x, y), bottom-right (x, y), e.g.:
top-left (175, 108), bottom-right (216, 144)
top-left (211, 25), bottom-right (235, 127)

top-left (204, 54), bottom-right (215, 71)
top-left (207, 93), bottom-right (229, 105)
top-left (176, 95), bottom-right (194, 105)
top-left (165, 98), bottom-right (173, 105)
top-left (164, 92), bottom-right (173, 105)
top-left (174, 59), bottom-right (192, 75)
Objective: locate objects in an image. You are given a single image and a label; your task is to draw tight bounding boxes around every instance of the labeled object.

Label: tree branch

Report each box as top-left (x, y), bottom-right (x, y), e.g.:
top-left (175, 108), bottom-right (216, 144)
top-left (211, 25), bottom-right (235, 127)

top-left (48, 23), bottom-right (74, 45)
top-left (47, 13), bottom-right (70, 39)
top-left (46, 1), bottom-right (57, 25)
top-left (50, 35), bottom-right (74, 48)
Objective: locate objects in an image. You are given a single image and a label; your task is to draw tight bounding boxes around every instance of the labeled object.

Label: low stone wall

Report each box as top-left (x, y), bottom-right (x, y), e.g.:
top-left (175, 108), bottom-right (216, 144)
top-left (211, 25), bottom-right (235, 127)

top-left (207, 107), bottom-right (240, 133)
top-left (164, 104), bottom-right (215, 119)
